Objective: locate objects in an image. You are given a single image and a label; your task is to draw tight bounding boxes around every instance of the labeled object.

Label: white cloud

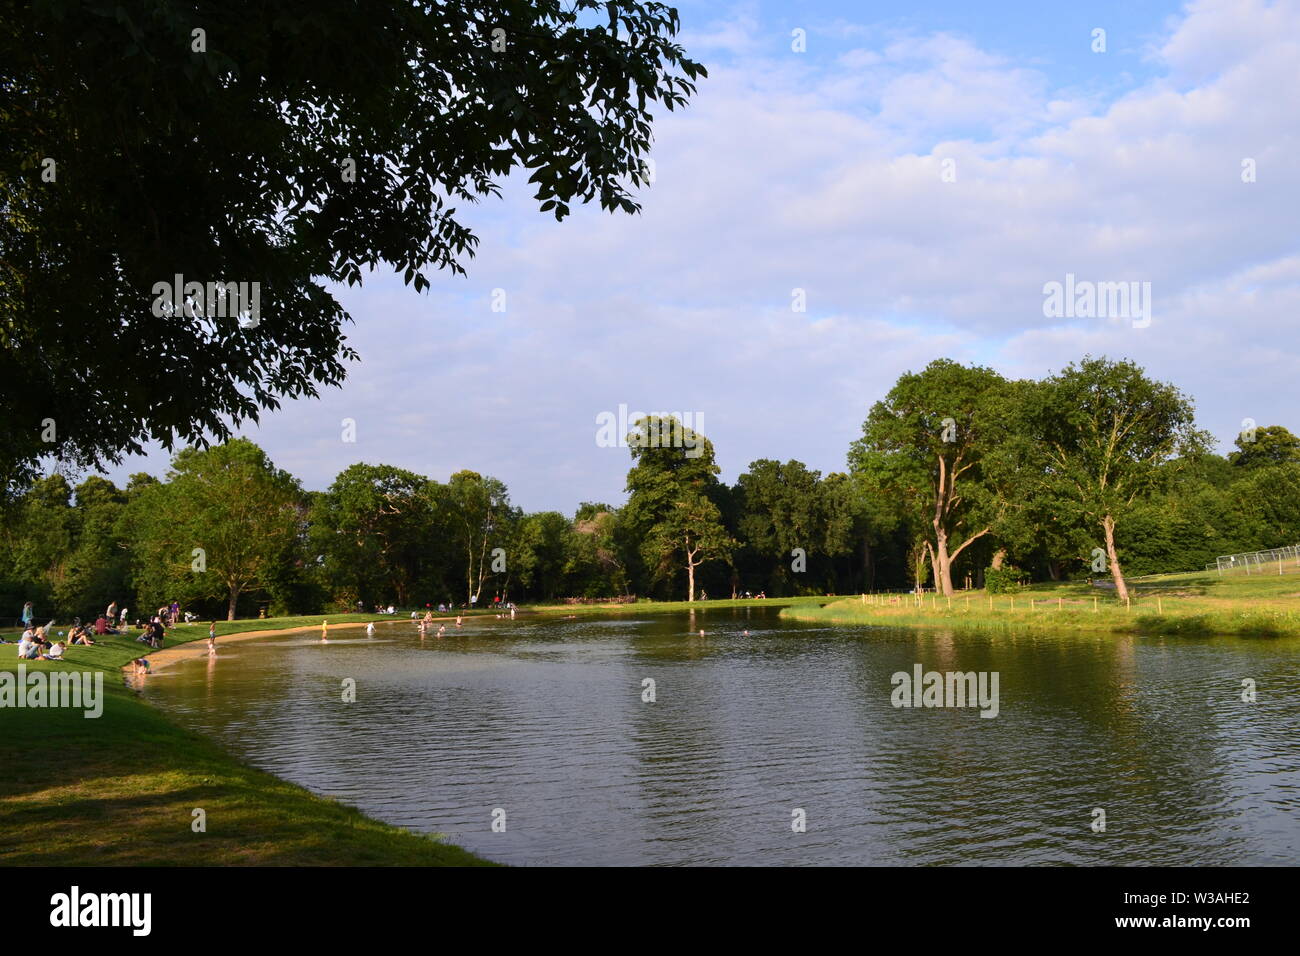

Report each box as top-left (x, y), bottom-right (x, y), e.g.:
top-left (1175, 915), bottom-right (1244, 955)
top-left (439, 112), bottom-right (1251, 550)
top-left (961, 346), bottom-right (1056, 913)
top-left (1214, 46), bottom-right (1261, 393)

top-left (98, 0), bottom-right (1300, 510)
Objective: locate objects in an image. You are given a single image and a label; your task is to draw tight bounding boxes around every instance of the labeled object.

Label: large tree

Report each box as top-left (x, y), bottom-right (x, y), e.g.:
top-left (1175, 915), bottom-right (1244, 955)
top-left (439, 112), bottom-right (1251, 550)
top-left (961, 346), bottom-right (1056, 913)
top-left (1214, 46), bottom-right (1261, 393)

top-left (444, 470), bottom-right (510, 605)
top-left (126, 439), bottom-right (304, 619)
top-left (0, 1), bottom-right (705, 493)
top-left (309, 463), bottom-right (439, 608)
top-left (848, 359), bottom-right (1022, 596)
top-left (1029, 357), bottom-right (1208, 602)
top-left (623, 416), bottom-right (731, 601)
top-left (1228, 425), bottom-right (1300, 470)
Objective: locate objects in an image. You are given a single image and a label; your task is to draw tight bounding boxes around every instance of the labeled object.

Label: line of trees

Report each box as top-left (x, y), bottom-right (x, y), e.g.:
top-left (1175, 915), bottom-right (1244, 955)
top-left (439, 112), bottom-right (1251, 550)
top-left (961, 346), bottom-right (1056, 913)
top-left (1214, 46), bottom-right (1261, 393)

top-left (3, 356), bottom-right (1299, 621)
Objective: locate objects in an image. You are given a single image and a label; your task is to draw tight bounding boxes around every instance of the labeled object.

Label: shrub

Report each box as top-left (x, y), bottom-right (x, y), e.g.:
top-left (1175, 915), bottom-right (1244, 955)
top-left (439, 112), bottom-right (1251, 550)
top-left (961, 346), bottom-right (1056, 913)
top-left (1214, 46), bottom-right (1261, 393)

top-left (984, 566), bottom-right (1024, 594)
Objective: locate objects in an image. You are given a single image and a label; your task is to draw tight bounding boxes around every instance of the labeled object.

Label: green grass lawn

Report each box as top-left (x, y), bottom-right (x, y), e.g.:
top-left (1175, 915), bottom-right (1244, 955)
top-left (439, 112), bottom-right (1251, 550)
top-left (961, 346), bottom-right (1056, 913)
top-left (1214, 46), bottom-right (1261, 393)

top-left (0, 612), bottom-right (495, 866)
top-left (781, 569), bottom-right (1300, 637)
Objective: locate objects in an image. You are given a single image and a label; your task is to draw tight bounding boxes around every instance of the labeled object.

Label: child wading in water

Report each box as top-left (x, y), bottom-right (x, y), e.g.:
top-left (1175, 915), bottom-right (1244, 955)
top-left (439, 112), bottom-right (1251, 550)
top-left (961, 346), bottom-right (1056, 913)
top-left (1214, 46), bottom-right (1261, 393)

top-left (208, 621), bottom-right (218, 655)
top-left (321, 620), bottom-right (328, 642)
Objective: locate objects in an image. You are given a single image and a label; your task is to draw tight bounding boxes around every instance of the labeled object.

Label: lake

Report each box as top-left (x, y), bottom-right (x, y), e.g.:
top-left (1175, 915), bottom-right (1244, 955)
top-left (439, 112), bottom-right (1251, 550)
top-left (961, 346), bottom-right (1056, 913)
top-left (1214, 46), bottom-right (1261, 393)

top-left (141, 609), bottom-right (1300, 866)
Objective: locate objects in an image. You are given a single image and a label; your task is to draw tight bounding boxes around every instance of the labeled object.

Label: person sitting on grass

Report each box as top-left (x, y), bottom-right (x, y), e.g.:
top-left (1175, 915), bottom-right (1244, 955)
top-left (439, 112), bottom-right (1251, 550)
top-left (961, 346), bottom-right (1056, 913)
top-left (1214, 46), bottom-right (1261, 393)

top-left (17, 633), bottom-right (35, 659)
top-left (43, 640), bottom-right (66, 660)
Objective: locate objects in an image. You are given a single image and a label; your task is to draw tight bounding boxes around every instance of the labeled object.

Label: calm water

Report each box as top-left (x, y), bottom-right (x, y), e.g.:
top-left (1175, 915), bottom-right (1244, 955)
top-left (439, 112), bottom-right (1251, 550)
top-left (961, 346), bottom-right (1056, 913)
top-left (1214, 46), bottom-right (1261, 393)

top-left (142, 610), bottom-right (1300, 866)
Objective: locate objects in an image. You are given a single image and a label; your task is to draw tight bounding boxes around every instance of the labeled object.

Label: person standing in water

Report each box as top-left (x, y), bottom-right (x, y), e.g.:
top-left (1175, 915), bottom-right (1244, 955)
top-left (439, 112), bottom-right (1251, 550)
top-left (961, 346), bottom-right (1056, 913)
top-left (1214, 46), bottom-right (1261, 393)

top-left (321, 620), bottom-right (328, 642)
top-left (208, 621), bottom-right (218, 655)
top-left (455, 615), bottom-right (462, 627)
top-left (366, 621), bottom-right (375, 637)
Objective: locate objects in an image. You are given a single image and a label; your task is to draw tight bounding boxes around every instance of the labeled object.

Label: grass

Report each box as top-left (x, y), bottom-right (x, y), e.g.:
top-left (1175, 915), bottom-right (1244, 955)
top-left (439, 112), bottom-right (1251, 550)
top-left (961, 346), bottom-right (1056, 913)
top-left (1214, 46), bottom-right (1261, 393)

top-left (0, 612), bottom-right (495, 866)
top-left (780, 569), bottom-right (1300, 637)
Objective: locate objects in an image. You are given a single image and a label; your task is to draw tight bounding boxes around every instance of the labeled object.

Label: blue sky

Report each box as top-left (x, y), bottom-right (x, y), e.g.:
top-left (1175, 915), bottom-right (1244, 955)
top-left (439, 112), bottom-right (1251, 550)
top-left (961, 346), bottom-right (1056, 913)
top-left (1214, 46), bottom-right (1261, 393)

top-left (95, 0), bottom-right (1300, 512)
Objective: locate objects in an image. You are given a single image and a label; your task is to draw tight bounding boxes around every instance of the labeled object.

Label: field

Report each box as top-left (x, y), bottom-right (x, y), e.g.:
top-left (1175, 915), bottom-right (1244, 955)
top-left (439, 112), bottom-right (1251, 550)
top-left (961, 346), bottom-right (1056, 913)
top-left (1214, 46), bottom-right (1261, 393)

top-left (781, 570), bottom-right (1300, 637)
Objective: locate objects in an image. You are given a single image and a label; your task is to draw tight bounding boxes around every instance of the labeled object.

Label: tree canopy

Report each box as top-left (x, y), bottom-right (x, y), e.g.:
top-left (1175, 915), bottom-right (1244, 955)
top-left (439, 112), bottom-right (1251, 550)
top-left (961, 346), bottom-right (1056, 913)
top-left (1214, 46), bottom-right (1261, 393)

top-left (0, 0), bottom-right (705, 493)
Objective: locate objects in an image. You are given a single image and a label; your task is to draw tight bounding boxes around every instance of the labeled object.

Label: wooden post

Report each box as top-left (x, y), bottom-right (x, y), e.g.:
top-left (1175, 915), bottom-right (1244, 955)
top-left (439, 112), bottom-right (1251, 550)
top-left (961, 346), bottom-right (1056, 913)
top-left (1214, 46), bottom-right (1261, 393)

top-left (946, 596), bottom-right (951, 610)
top-left (1158, 596), bottom-right (1163, 614)
top-left (1030, 598), bottom-right (1035, 611)
top-left (1058, 597), bottom-right (1062, 610)
top-left (1093, 596), bottom-right (1097, 612)
top-left (1126, 596), bottom-right (1131, 612)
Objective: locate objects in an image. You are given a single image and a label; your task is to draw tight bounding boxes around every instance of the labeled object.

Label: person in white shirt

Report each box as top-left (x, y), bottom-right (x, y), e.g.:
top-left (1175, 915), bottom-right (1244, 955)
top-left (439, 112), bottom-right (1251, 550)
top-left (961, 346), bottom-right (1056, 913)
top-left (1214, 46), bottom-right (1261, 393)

top-left (366, 622), bottom-right (375, 637)
top-left (17, 635), bottom-right (33, 658)
top-left (44, 641), bottom-right (65, 660)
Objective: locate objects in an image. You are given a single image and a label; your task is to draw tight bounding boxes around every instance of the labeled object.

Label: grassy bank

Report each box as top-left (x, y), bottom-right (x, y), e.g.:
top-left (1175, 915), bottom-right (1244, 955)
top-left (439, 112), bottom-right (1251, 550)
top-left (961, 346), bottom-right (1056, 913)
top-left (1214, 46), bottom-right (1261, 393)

top-left (0, 613), bottom-right (494, 865)
top-left (781, 570), bottom-right (1300, 637)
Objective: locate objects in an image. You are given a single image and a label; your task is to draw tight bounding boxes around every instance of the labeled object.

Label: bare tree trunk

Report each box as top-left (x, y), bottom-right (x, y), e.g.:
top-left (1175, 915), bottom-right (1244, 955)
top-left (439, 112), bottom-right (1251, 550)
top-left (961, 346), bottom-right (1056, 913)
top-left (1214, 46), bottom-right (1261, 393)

top-left (991, 549), bottom-right (1007, 570)
top-left (1102, 514), bottom-right (1129, 602)
top-left (686, 538), bottom-right (697, 602)
top-left (227, 585), bottom-right (240, 621)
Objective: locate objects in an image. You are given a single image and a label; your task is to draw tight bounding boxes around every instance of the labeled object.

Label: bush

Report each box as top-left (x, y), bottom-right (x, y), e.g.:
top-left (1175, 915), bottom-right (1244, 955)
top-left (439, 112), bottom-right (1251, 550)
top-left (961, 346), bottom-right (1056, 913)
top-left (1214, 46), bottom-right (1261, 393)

top-left (984, 566), bottom-right (1024, 594)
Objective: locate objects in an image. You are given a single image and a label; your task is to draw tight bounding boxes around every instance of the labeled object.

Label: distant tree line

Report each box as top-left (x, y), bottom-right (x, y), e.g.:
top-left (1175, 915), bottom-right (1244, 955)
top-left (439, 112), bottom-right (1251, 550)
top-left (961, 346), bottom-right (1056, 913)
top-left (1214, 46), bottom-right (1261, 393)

top-left (3, 356), bottom-right (1298, 621)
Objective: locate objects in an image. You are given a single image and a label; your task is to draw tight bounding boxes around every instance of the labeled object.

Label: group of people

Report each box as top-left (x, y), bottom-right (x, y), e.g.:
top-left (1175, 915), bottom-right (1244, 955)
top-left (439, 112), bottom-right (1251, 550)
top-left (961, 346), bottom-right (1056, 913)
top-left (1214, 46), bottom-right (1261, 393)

top-left (8, 598), bottom-right (178, 657)
top-left (12, 625), bottom-right (65, 660)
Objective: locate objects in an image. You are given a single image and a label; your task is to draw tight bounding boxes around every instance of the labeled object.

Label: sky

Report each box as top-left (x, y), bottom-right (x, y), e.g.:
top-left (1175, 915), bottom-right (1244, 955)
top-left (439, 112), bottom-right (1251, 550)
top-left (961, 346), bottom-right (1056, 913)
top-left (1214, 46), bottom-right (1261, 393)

top-left (96, 0), bottom-right (1300, 513)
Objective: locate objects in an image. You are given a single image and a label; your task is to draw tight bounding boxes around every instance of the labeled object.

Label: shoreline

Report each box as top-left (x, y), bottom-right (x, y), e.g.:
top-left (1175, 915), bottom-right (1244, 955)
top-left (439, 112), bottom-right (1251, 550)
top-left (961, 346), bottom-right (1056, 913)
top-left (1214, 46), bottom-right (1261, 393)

top-left (140, 617), bottom-right (447, 673)
top-left (1, 612), bottom-right (497, 866)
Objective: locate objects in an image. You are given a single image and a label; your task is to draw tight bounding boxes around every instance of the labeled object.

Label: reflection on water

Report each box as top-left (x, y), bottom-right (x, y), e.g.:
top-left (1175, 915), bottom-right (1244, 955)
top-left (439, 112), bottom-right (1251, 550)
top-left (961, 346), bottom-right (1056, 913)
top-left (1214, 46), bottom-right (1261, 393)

top-left (142, 611), bottom-right (1300, 866)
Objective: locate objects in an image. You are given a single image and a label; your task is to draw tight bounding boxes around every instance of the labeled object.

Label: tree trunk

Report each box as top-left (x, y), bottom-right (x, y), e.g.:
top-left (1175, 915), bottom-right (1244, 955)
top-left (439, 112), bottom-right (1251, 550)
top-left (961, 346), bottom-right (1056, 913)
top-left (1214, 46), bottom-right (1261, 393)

top-left (991, 549), bottom-right (1007, 570)
top-left (1102, 514), bottom-right (1129, 602)
top-left (686, 538), bottom-right (697, 602)
top-left (932, 529), bottom-right (955, 596)
top-left (227, 586), bottom-right (240, 621)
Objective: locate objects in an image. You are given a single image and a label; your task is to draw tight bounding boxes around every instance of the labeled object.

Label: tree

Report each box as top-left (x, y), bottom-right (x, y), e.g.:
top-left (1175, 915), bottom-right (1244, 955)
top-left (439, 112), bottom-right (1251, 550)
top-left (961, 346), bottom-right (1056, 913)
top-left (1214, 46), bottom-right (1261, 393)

top-left (309, 464), bottom-right (438, 608)
top-left (623, 416), bottom-right (731, 601)
top-left (848, 359), bottom-right (1021, 596)
top-left (126, 440), bottom-right (304, 619)
top-left (445, 470), bottom-right (510, 605)
top-left (735, 459), bottom-right (822, 593)
top-left (734, 460), bottom-right (860, 593)
top-left (0, 1), bottom-right (705, 493)
top-left (1029, 358), bottom-right (1208, 602)
top-left (566, 504), bottom-right (631, 598)
top-left (1228, 425), bottom-right (1300, 470)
